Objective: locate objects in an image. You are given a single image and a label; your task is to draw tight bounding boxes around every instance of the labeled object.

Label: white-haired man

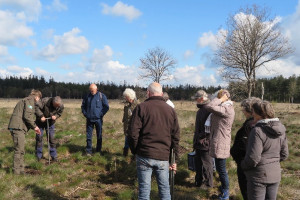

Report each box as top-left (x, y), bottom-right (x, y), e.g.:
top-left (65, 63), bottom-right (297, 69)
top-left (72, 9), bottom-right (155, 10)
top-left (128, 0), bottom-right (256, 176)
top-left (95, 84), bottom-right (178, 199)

top-left (122, 88), bottom-right (139, 157)
top-left (128, 82), bottom-right (180, 200)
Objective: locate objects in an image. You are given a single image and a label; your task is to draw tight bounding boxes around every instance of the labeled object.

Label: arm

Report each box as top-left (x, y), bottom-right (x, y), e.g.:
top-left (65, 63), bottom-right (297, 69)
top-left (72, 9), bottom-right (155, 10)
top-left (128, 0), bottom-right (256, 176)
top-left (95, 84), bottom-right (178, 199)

top-left (206, 98), bottom-right (232, 118)
top-left (23, 99), bottom-right (37, 130)
top-left (127, 106), bottom-right (142, 154)
top-left (81, 96), bottom-right (87, 117)
top-left (54, 104), bottom-right (64, 119)
top-left (241, 128), bottom-right (263, 170)
top-left (280, 135), bottom-right (289, 161)
top-left (35, 100), bottom-right (44, 118)
top-left (101, 94), bottom-right (109, 116)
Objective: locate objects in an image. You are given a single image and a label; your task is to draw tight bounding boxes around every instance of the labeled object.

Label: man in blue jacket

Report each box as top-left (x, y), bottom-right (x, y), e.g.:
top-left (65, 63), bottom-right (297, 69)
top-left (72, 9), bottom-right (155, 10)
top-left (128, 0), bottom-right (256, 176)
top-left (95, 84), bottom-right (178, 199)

top-left (81, 83), bottom-right (109, 156)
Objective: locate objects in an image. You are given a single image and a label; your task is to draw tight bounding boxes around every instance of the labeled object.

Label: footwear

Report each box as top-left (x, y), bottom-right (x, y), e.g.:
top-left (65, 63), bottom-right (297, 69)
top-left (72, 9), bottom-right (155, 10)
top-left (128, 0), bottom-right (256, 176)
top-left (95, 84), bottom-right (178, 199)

top-left (51, 157), bottom-right (58, 162)
top-left (37, 157), bottom-right (41, 162)
top-left (195, 181), bottom-right (202, 187)
top-left (218, 188), bottom-right (229, 200)
top-left (123, 148), bottom-right (129, 157)
top-left (86, 153), bottom-right (92, 157)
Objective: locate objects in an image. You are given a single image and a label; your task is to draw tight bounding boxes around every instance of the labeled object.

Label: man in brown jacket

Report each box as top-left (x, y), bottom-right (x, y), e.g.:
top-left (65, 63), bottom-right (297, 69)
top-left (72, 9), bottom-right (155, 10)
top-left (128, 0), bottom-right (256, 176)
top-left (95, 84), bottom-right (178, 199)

top-left (128, 82), bottom-right (180, 200)
top-left (8, 89), bottom-right (42, 175)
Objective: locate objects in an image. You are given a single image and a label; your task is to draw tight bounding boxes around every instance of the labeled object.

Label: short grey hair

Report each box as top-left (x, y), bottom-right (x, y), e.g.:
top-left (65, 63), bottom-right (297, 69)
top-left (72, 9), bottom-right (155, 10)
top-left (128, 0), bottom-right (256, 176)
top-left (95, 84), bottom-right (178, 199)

top-left (53, 96), bottom-right (62, 106)
top-left (241, 97), bottom-right (261, 113)
top-left (148, 82), bottom-right (162, 95)
top-left (123, 88), bottom-right (136, 100)
top-left (163, 92), bottom-right (169, 101)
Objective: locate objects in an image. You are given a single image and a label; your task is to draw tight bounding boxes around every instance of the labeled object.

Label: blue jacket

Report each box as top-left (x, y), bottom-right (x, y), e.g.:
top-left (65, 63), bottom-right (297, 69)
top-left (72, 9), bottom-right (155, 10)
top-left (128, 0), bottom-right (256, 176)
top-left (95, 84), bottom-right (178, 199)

top-left (81, 92), bottom-right (109, 121)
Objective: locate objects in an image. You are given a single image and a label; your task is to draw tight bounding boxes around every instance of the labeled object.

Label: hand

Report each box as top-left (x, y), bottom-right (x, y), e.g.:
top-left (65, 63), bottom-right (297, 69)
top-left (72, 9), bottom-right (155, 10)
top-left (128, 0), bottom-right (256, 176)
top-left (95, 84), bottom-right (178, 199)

top-left (34, 126), bottom-right (41, 135)
top-left (52, 116), bottom-right (57, 120)
top-left (41, 116), bottom-right (46, 122)
top-left (220, 93), bottom-right (229, 103)
top-left (169, 163), bottom-right (177, 174)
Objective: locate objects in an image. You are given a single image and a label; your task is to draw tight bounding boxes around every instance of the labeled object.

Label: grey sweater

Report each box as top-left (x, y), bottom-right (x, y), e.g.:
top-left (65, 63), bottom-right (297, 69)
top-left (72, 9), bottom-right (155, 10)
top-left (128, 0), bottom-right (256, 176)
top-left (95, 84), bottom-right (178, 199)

top-left (241, 118), bottom-right (289, 183)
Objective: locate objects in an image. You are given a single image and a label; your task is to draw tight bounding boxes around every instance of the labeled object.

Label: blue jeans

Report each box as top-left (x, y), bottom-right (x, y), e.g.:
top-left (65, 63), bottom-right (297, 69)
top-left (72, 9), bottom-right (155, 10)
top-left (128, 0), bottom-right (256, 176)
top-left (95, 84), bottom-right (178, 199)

top-left (35, 124), bottom-right (57, 159)
top-left (247, 181), bottom-right (279, 200)
top-left (136, 155), bottom-right (171, 200)
top-left (215, 158), bottom-right (229, 190)
top-left (86, 119), bottom-right (102, 154)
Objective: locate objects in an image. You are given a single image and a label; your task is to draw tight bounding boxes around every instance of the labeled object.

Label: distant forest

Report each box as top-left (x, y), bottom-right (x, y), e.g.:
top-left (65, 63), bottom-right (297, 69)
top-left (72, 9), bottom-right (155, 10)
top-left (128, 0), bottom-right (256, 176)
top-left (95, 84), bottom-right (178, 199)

top-left (0, 75), bottom-right (299, 103)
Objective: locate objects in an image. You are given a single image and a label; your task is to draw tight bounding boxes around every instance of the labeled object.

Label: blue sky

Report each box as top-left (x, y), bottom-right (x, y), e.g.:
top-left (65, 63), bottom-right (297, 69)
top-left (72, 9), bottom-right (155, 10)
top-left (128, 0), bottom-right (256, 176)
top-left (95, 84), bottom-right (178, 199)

top-left (0, 0), bottom-right (300, 87)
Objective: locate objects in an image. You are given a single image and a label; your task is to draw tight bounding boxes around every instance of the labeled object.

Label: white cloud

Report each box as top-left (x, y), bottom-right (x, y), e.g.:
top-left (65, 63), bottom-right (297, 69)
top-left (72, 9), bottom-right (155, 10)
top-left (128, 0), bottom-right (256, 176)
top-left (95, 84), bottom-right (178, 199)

top-left (101, 1), bottom-right (142, 22)
top-left (0, 45), bottom-right (15, 63)
top-left (197, 29), bottom-right (226, 50)
top-left (46, 0), bottom-right (68, 12)
top-left (258, 59), bottom-right (300, 78)
top-left (37, 28), bottom-right (89, 61)
top-left (0, 10), bottom-right (33, 45)
top-left (183, 50), bottom-right (194, 59)
top-left (6, 65), bottom-right (33, 77)
top-left (0, 0), bottom-right (41, 21)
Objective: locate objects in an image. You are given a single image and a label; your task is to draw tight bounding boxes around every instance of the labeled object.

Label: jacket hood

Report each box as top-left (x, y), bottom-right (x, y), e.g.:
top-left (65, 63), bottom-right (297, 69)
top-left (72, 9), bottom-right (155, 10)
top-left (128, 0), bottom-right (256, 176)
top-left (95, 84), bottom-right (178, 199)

top-left (256, 118), bottom-right (286, 137)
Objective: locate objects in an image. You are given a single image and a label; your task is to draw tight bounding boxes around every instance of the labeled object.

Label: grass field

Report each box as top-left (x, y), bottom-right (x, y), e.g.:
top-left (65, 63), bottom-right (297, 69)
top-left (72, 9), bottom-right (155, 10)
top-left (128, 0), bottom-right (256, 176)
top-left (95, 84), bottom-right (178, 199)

top-left (0, 99), bottom-right (299, 200)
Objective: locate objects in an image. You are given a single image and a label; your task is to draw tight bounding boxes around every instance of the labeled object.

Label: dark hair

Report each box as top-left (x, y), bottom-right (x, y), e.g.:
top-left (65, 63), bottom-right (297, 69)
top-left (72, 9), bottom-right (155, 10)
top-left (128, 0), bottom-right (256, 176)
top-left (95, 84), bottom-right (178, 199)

top-left (252, 100), bottom-right (275, 119)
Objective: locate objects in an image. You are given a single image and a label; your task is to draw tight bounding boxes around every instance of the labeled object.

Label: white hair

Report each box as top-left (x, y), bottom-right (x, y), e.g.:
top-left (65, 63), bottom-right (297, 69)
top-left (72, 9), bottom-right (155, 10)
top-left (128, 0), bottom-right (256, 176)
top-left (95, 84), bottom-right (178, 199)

top-left (123, 88), bottom-right (136, 100)
top-left (148, 82), bottom-right (162, 95)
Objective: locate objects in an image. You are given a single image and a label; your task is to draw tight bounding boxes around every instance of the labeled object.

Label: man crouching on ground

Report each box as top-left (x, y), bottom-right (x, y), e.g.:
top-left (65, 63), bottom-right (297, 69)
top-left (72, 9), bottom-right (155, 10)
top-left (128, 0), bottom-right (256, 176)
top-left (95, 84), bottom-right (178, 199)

top-left (128, 82), bottom-right (180, 200)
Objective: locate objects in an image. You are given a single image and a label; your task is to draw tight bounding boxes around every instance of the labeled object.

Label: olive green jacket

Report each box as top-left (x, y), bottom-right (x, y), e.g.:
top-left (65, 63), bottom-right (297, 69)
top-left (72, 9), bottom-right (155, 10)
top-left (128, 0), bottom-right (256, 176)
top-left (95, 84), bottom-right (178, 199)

top-left (8, 95), bottom-right (37, 132)
top-left (122, 99), bottom-right (139, 136)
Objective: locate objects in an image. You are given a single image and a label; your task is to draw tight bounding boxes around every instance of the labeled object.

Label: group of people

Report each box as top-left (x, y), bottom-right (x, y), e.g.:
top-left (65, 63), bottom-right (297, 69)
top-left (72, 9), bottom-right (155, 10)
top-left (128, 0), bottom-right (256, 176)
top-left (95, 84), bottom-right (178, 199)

top-left (192, 89), bottom-right (288, 200)
top-left (8, 82), bottom-right (288, 200)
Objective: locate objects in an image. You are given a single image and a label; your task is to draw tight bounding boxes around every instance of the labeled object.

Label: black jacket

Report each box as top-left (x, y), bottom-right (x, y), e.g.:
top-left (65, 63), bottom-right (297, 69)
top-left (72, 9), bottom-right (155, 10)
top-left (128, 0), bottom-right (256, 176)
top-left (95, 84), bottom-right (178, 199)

top-left (128, 96), bottom-right (180, 162)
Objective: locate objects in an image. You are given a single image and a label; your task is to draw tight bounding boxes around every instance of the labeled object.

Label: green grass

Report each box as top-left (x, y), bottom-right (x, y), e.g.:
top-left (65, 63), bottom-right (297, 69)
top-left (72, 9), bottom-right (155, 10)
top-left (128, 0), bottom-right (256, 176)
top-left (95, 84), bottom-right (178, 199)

top-left (0, 103), bottom-right (299, 199)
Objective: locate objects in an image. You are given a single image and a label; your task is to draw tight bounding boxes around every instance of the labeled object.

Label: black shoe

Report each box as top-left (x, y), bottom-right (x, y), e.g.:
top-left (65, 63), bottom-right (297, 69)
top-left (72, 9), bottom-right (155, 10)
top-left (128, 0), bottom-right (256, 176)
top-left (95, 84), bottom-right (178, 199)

top-left (195, 181), bottom-right (202, 187)
top-left (51, 157), bottom-right (58, 162)
top-left (123, 148), bottom-right (129, 157)
top-left (37, 157), bottom-right (41, 162)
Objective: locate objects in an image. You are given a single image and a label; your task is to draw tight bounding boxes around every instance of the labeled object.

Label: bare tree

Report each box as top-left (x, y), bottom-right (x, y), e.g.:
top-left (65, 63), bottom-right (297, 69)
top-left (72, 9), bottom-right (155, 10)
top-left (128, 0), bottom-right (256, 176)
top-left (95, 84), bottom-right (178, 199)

top-left (139, 47), bottom-right (177, 83)
top-left (216, 5), bottom-right (293, 97)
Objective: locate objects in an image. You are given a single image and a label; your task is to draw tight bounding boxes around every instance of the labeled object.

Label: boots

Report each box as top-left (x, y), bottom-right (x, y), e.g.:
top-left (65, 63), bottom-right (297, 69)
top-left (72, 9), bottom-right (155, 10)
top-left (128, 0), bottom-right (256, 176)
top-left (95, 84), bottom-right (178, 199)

top-left (218, 188), bottom-right (229, 200)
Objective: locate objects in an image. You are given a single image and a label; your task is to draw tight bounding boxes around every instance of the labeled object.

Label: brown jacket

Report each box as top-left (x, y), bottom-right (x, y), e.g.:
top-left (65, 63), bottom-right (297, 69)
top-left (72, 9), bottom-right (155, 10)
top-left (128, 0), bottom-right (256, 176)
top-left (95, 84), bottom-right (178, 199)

top-left (8, 95), bottom-right (37, 132)
top-left (122, 99), bottom-right (139, 136)
top-left (206, 98), bottom-right (235, 159)
top-left (241, 118), bottom-right (289, 183)
top-left (128, 96), bottom-right (180, 161)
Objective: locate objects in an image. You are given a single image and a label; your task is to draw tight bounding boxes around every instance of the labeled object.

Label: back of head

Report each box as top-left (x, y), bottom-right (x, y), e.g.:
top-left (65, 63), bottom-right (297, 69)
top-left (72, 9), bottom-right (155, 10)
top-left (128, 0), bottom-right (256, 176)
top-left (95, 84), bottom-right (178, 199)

top-left (123, 88), bottom-right (136, 100)
top-left (241, 97), bottom-right (261, 113)
top-left (148, 82), bottom-right (163, 96)
top-left (192, 90), bottom-right (208, 101)
top-left (217, 89), bottom-right (230, 99)
top-left (252, 100), bottom-right (275, 119)
top-left (53, 96), bottom-right (62, 106)
top-left (30, 89), bottom-right (42, 98)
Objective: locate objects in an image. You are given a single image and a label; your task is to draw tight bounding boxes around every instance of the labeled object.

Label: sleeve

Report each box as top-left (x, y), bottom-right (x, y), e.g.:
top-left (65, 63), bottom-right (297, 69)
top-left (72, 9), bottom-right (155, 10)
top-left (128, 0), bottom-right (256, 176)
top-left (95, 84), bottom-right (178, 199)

top-left (206, 98), bottom-right (232, 118)
top-left (241, 128), bottom-right (263, 170)
top-left (280, 134), bottom-right (289, 161)
top-left (23, 100), bottom-right (37, 129)
top-left (171, 112), bottom-right (180, 162)
top-left (101, 94), bottom-right (109, 117)
top-left (35, 100), bottom-right (44, 118)
top-left (54, 104), bottom-right (64, 119)
top-left (81, 96), bottom-right (87, 117)
top-left (127, 105), bottom-right (142, 154)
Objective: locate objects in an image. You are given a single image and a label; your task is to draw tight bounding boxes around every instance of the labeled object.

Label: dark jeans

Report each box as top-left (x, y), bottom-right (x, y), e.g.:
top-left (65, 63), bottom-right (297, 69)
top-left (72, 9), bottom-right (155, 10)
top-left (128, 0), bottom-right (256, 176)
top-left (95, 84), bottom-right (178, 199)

top-left (35, 124), bottom-right (57, 159)
top-left (237, 163), bottom-right (248, 200)
top-left (247, 181), bottom-right (279, 200)
top-left (195, 149), bottom-right (213, 187)
top-left (124, 135), bottom-right (129, 149)
top-left (86, 119), bottom-right (102, 154)
top-left (215, 158), bottom-right (229, 190)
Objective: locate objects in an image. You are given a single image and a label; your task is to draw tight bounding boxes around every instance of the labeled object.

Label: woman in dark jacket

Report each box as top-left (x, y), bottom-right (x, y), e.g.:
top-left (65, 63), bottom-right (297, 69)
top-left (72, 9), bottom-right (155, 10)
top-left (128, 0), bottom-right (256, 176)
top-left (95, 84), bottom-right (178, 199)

top-left (230, 97), bottom-right (259, 200)
top-left (241, 101), bottom-right (289, 200)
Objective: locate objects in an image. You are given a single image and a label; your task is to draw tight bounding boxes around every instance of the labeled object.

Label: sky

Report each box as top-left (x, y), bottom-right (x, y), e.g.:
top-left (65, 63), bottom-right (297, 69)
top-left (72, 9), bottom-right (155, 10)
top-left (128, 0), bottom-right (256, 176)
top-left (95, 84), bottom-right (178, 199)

top-left (0, 0), bottom-right (300, 87)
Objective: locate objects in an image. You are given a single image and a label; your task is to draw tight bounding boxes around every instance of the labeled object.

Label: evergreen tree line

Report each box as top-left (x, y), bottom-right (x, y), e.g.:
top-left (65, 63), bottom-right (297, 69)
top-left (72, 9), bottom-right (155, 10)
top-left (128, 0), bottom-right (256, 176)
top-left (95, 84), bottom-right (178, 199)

top-left (0, 75), bottom-right (299, 103)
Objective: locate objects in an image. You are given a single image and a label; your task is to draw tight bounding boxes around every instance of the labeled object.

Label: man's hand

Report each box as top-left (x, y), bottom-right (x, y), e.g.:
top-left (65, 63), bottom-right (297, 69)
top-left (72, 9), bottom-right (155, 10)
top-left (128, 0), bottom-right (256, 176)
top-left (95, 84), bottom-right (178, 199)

top-left (51, 116), bottom-right (57, 120)
top-left (41, 116), bottom-right (46, 122)
top-left (34, 126), bottom-right (41, 135)
top-left (169, 163), bottom-right (177, 174)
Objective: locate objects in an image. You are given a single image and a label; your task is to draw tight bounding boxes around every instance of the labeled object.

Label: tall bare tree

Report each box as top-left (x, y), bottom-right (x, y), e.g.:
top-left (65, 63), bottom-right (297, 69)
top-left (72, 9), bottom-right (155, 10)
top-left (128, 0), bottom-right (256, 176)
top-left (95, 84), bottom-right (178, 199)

top-left (139, 47), bottom-right (177, 83)
top-left (216, 5), bottom-right (293, 97)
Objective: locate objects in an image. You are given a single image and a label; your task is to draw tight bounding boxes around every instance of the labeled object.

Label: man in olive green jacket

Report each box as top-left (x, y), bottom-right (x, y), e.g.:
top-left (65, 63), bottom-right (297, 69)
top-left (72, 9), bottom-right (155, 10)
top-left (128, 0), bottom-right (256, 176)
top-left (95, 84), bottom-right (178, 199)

top-left (8, 90), bottom-right (42, 175)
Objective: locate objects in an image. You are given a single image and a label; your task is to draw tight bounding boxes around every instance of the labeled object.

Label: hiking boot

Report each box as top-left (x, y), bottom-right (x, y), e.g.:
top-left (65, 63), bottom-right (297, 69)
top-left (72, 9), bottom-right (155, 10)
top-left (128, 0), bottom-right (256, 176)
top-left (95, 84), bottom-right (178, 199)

top-left (123, 148), bottom-right (129, 157)
top-left (218, 188), bottom-right (229, 200)
top-left (51, 157), bottom-right (58, 162)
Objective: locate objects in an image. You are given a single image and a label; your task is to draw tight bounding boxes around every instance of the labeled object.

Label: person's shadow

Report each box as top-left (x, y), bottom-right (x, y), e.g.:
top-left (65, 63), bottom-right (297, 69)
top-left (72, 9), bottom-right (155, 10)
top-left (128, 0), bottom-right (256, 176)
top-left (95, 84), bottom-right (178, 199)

top-left (26, 184), bottom-right (68, 200)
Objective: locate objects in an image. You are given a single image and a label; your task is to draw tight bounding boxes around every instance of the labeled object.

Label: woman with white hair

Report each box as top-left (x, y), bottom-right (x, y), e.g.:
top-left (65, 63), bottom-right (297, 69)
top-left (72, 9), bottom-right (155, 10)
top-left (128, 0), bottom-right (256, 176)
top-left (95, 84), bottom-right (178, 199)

top-left (122, 88), bottom-right (139, 157)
